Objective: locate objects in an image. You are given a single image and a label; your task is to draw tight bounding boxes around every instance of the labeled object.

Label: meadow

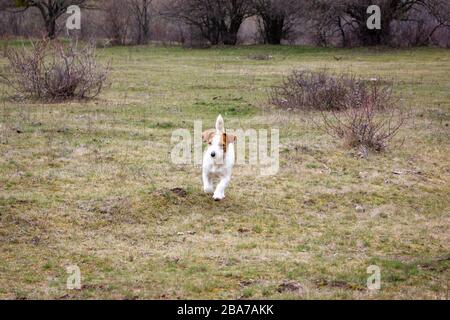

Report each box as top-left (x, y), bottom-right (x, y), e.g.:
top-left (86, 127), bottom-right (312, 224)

top-left (0, 44), bottom-right (449, 299)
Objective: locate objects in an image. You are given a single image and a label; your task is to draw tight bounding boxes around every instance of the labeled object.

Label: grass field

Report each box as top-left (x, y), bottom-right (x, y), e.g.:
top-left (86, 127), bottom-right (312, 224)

top-left (0, 44), bottom-right (449, 299)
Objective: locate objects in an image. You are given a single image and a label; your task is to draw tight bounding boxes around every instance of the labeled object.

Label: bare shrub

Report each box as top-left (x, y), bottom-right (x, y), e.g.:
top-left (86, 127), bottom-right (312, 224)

top-left (269, 70), bottom-right (353, 111)
top-left (321, 79), bottom-right (406, 152)
top-left (322, 98), bottom-right (405, 152)
top-left (1, 39), bottom-right (110, 101)
top-left (270, 70), bottom-right (406, 151)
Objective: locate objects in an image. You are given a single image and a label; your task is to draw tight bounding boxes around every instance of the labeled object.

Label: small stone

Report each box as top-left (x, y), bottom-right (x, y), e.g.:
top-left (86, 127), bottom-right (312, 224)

top-left (355, 205), bottom-right (365, 213)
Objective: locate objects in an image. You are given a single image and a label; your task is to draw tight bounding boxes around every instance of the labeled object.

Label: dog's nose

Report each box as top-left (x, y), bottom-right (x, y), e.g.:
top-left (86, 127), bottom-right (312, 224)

top-left (211, 151), bottom-right (216, 158)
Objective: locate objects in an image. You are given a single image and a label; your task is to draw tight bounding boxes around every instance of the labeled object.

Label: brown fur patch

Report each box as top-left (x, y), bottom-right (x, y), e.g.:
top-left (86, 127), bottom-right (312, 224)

top-left (202, 129), bottom-right (215, 144)
top-left (226, 133), bottom-right (237, 144)
top-left (202, 130), bottom-right (236, 152)
top-left (221, 133), bottom-right (237, 153)
top-left (221, 133), bottom-right (227, 153)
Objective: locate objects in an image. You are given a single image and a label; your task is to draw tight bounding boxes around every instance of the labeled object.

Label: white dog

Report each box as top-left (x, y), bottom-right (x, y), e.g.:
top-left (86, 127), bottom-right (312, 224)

top-left (202, 115), bottom-right (237, 201)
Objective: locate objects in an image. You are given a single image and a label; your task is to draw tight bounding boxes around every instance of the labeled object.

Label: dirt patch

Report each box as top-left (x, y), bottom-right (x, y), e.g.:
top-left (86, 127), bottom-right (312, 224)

top-left (153, 187), bottom-right (188, 198)
top-left (315, 279), bottom-right (365, 291)
top-left (417, 255), bottom-right (450, 272)
top-left (170, 187), bottom-right (188, 197)
top-left (277, 280), bottom-right (306, 295)
top-left (77, 197), bottom-right (131, 215)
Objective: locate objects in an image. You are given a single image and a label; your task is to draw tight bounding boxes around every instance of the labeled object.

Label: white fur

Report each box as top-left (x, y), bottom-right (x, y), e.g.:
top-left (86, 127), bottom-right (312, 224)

top-left (203, 115), bottom-right (235, 201)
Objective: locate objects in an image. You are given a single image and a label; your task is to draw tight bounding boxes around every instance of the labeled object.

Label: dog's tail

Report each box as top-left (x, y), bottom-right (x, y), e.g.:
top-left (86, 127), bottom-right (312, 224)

top-left (216, 114), bottom-right (224, 132)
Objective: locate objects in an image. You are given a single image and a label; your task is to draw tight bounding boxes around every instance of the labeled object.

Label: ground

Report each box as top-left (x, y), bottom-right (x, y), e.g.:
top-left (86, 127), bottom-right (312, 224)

top-left (0, 44), bottom-right (449, 299)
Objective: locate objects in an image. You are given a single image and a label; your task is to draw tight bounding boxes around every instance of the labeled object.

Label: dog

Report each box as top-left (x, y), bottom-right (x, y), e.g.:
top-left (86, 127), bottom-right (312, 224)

top-left (202, 115), bottom-right (237, 201)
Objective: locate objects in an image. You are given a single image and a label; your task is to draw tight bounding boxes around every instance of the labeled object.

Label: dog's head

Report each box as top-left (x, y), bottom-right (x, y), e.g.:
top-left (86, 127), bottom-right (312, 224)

top-left (202, 115), bottom-right (237, 161)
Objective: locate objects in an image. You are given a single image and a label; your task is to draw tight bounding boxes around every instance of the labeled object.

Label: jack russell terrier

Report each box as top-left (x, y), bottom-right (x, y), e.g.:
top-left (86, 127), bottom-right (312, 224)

top-left (202, 115), bottom-right (237, 201)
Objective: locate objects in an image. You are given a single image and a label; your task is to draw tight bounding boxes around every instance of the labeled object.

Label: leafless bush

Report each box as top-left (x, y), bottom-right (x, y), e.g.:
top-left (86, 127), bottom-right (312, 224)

top-left (270, 70), bottom-right (396, 111)
top-left (270, 69), bottom-right (405, 151)
top-left (1, 39), bottom-right (110, 101)
top-left (269, 70), bottom-right (354, 111)
top-left (321, 79), bottom-right (406, 152)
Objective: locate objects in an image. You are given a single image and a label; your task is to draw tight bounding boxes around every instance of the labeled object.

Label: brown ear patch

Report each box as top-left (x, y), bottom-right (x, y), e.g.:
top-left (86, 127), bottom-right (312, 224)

top-left (226, 134), bottom-right (237, 144)
top-left (202, 129), bottom-right (215, 143)
top-left (220, 133), bottom-right (237, 153)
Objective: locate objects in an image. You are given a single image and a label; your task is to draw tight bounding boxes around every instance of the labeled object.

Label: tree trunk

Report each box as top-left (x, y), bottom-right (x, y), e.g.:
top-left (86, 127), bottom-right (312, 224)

top-left (46, 18), bottom-right (57, 39)
top-left (338, 17), bottom-right (347, 47)
top-left (141, 19), bottom-right (150, 44)
top-left (220, 18), bottom-right (242, 45)
top-left (139, 3), bottom-right (150, 44)
top-left (263, 16), bottom-right (284, 45)
top-left (205, 25), bottom-right (220, 45)
top-left (357, 17), bottom-right (392, 46)
top-left (221, 31), bottom-right (238, 45)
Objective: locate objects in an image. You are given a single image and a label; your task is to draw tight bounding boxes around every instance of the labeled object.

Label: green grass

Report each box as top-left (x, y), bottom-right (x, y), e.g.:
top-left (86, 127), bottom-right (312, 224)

top-left (0, 44), bottom-right (449, 299)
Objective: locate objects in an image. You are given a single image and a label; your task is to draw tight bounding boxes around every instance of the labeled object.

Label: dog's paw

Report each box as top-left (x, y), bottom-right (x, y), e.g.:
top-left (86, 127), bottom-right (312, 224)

top-left (203, 186), bottom-right (214, 194)
top-left (213, 193), bottom-right (225, 201)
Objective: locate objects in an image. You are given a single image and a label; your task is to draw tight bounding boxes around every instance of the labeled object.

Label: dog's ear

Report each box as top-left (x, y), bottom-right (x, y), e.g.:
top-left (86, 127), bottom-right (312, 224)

top-left (215, 114), bottom-right (224, 132)
top-left (226, 134), bottom-right (237, 144)
top-left (202, 129), bottom-right (215, 143)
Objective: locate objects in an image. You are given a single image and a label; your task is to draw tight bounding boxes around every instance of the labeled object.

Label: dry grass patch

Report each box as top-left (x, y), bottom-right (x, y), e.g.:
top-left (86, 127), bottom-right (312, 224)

top-left (0, 45), bottom-right (449, 299)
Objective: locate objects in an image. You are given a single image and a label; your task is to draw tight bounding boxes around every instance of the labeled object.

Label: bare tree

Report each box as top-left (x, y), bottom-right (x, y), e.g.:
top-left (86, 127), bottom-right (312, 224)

top-left (342, 0), bottom-right (421, 46)
top-left (129, 0), bottom-right (153, 44)
top-left (307, 0), bottom-right (441, 46)
top-left (161, 0), bottom-right (217, 45)
top-left (220, 0), bottom-right (254, 44)
top-left (100, 0), bottom-right (132, 45)
top-left (162, 0), bottom-right (253, 45)
top-left (1, 0), bottom-right (95, 39)
top-left (341, 0), bottom-right (442, 46)
top-left (306, 0), bottom-right (348, 47)
top-left (421, 0), bottom-right (450, 44)
top-left (386, 0), bottom-right (449, 47)
top-left (252, 0), bottom-right (302, 44)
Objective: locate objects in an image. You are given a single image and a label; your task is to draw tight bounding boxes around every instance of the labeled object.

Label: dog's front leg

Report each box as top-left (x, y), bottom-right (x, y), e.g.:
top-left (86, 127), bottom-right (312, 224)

top-left (203, 169), bottom-right (214, 194)
top-left (213, 175), bottom-right (230, 201)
